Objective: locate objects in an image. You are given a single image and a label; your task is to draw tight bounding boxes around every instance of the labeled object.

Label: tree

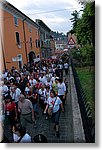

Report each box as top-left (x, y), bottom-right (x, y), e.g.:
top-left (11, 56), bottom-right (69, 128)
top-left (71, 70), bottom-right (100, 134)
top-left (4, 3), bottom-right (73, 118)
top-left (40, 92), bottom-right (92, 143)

top-left (70, 1), bottom-right (95, 68)
top-left (70, 10), bottom-right (79, 33)
top-left (70, 1), bottom-right (95, 46)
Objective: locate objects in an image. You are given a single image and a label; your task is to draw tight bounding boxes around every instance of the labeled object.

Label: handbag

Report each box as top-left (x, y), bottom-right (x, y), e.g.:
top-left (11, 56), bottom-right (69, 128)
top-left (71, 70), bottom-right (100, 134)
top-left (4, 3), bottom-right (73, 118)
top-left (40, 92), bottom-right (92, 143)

top-left (47, 107), bottom-right (53, 116)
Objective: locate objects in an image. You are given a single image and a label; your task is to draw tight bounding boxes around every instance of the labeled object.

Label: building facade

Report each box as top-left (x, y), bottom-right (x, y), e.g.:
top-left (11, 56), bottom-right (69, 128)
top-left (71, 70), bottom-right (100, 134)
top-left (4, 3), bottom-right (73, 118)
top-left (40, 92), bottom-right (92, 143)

top-left (36, 19), bottom-right (52, 59)
top-left (55, 40), bottom-right (67, 51)
top-left (0, 1), bottom-right (40, 70)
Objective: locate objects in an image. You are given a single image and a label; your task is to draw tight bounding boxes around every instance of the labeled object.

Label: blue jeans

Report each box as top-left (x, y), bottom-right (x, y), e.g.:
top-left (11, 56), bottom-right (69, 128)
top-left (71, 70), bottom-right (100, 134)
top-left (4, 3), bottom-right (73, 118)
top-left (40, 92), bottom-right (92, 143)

top-left (33, 103), bottom-right (38, 114)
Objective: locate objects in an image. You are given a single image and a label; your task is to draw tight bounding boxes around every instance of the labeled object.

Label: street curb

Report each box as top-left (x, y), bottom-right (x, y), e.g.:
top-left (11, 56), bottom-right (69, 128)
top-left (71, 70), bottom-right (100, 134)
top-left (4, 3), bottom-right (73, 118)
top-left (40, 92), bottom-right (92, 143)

top-left (69, 66), bottom-right (86, 143)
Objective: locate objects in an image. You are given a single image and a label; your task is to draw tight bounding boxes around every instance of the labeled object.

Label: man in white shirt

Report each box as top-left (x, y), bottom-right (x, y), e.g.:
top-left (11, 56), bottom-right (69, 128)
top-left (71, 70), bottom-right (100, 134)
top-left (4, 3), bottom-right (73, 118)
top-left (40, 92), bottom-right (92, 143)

top-left (39, 73), bottom-right (47, 85)
top-left (10, 84), bottom-right (21, 107)
top-left (1, 81), bottom-right (9, 97)
top-left (64, 62), bottom-right (69, 75)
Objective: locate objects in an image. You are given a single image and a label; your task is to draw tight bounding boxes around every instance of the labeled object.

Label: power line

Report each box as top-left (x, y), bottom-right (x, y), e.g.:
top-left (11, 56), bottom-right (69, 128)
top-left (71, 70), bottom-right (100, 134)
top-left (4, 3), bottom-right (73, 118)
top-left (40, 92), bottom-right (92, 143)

top-left (27, 7), bottom-right (83, 15)
top-left (0, 7), bottom-right (83, 19)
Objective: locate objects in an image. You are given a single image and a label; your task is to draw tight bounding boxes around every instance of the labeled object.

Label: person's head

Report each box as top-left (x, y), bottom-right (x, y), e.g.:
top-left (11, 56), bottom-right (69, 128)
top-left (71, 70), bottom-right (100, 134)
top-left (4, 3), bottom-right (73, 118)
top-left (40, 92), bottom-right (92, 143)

top-left (50, 90), bottom-right (56, 98)
top-left (30, 75), bottom-right (33, 80)
top-left (55, 77), bottom-right (59, 83)
top-left (41, 85), bottom-right (45, 90)
top-left (40, 73), bottom-right (43, 78)
top-left (5, 95), bottom-right (12, 103)
top-left (14, 124), bottom-right (26, 137)
top-left (46, 85), bottom-right (50, 91)
top-left (53, 73), bottom-right (56, 77)
top-left (11, 86), bottom-right (15, 92)
top-left (0, 80), bottom-right (4, 86)
top-left (19, 94), bottom-right (25, 102)
top-left (26, 82), bottom-right (31, 87)
top-left (7, 72), bottom-right (11, 77)
top-left (59, 78), bottom-right (63, 83)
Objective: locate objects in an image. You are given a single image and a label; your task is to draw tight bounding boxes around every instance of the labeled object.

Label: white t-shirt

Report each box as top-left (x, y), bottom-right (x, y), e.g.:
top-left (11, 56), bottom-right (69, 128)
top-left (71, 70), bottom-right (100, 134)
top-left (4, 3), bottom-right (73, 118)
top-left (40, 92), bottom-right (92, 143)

top-left (57, 64), bottom-right (63, 69)
top-left (39, 76), bottom-right (47, 85)
top-left (13, 133), bottom-right (31, 143)
top-left (45, 81), bottom-right (52, 90)
top-left (47, 96), bottom-right (62, 113)
top-left (57, 82), bottom-right (66, 96)
top-left (51, 76), bottom-right (56, 83)
top-left (2, 85), bottom-right (9, 96)
top-left (10, 88), bottom-right (21, 103)
top-left (38, 88), bottom-right (47, 102)
top-left (64, 63), bottom-right (69, 69)
top-left (29, 79), bottom-right (37, 87)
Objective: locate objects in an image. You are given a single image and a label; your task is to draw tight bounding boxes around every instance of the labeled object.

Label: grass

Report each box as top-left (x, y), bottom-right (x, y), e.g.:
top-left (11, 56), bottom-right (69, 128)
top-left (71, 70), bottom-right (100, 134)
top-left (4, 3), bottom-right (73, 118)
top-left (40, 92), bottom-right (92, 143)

top-left (76, 66), bottom-right (95, 120)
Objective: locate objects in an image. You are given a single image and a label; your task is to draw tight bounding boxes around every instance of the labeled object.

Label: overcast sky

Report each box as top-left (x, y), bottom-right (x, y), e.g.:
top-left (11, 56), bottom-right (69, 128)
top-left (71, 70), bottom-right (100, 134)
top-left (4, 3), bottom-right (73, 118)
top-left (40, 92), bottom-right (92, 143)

top-left (6, 0), bottom-right (82, 34)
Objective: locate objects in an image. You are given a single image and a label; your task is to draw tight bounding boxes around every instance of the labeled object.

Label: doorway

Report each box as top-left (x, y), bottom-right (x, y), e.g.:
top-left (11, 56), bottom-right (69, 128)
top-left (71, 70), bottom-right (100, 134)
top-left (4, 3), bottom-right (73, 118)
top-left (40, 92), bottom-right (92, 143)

top-left (28, 51), bottom-right (36, 64)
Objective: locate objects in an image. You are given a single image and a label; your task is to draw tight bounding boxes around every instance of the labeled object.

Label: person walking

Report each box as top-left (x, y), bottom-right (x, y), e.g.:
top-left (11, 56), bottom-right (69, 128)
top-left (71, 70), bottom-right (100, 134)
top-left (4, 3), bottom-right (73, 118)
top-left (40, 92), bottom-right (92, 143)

top-left (57, 78), bottom-right (66, 109)
top-left (18, 94), bottom-right (35, 128)
top-left (12, 124), bottom-right (32, 143)
top-left (5, 95), bottom-right (17, 129)
top-left (44, 90), bottom-right (64, 138)
top-left (64, 62), bottom-right (69, 75)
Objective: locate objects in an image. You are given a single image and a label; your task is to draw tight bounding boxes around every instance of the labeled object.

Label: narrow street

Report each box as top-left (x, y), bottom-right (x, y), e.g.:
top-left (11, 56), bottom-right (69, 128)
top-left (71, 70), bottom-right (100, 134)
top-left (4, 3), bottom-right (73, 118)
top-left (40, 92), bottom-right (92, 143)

top-left (27, 70), bottom-right (74, 143)
top-left (3, 66), bottom-right (85, 143)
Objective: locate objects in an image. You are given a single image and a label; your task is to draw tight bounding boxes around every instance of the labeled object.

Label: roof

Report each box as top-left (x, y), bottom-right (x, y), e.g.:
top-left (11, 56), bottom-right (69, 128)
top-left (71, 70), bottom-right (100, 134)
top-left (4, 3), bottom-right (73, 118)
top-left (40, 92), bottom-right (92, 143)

top-left (36, 19), bottom-right (51, 32)
top-left (1, 0), bottom-right (39, 29)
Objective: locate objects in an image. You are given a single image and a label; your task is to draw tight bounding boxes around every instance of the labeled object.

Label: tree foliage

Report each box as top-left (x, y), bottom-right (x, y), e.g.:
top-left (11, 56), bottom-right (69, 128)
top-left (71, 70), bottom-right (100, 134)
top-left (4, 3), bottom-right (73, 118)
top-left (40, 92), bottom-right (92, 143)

top-left (70, 1), bottom-right (95, 68)
top-left (70, 1), bottom-right (95, 46)
top-left (70, 10), bottom-right (79, 33)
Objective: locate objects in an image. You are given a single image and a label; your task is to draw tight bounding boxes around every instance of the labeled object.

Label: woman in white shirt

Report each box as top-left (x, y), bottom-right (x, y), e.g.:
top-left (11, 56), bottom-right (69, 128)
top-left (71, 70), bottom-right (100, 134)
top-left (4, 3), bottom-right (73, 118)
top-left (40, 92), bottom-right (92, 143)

top-left (44, 90), bottom-right (64, 138)
top-left (57, 78), bottom-right (66, 108)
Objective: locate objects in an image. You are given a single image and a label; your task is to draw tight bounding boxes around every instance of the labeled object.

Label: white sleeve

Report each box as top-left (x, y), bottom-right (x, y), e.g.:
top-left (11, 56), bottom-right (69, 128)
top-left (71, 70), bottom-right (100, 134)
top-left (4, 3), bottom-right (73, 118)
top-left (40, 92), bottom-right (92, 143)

top-left (63, 83), bottom-right (66, 92)
top-left (13, 133), bottom-right (20, 142)
top-left (20, 134), bottom-right (31, 143)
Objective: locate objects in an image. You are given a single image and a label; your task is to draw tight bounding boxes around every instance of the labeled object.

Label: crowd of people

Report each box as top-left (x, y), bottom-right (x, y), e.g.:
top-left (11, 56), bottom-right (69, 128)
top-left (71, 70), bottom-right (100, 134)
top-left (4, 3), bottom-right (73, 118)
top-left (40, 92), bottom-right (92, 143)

top-left (0, 58), bottom-right (69, 142)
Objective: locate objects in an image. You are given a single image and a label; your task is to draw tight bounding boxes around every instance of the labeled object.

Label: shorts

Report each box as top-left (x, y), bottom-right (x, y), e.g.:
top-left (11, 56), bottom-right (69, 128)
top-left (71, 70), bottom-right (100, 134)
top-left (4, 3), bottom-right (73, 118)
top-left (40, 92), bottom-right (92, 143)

top-left (52, 110), bottom-right (60, 125)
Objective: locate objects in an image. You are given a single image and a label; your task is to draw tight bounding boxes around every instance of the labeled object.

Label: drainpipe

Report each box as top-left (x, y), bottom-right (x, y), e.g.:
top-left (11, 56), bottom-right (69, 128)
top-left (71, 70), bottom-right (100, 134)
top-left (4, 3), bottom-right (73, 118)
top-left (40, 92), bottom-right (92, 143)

top-left (0, 29), bottom-right (6, 70)
top-left (22, 18), bottom-right (28, 64)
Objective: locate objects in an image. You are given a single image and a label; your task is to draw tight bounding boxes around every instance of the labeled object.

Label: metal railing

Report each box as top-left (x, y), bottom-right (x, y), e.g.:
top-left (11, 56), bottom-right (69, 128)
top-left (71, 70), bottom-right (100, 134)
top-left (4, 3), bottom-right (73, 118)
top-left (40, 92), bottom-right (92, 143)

top-left (71, 59), bottom-right (95, 143)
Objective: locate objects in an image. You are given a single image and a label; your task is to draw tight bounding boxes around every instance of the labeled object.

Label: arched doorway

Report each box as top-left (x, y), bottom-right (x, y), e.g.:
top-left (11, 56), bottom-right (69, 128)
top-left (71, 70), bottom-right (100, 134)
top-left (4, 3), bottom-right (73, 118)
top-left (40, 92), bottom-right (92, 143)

top-left (28, 51), bottom-right (36, 64)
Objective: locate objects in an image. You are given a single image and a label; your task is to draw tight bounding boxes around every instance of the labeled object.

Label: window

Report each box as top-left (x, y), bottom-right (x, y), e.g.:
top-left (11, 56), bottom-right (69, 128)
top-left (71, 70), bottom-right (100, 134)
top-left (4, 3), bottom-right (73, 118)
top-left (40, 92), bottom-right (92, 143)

top-left (14, 16), bottom-right (18, 26)
top-left (36, 39), bottom-right (39, 48)
top-left (30, 37), bottom-right (32, 48)
top-left (29, 28), bottom-right (32, 33)
top-left (15, 32), bottom-right (21, 46)
top-left (17, 54), bottom-right (22, 69)
top-left (28, 24), bottom-right (32, 32)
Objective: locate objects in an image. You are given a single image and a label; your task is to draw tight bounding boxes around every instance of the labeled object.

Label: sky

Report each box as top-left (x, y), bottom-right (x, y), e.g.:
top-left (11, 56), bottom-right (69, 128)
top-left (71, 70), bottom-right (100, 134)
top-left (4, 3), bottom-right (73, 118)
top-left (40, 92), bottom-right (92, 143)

top-left (6, 0), bottom-right (82, 34)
